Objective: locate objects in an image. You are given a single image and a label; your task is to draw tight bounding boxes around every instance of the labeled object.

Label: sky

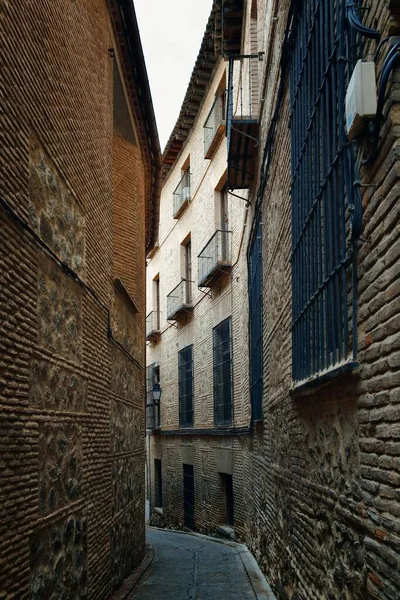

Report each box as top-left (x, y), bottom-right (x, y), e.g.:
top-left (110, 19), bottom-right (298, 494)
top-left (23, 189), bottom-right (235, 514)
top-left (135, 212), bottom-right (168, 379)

top-left (135, 0), bottom-right (213, 152)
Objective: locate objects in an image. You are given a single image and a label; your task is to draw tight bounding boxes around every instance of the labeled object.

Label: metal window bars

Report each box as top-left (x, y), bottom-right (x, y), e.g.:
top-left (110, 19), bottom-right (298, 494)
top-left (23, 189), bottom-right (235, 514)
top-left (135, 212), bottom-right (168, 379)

top-left (197, 229), bottom-right (232, 288)
top-left (204, 93), bottom-right (226, 158)
top-left (213, 317), bottom-right (233, 426)
top-left (173, 170), bottom-right (191, 219)
top-left (166, 279), bottom-right (193, 321)
top-left (248, 218), bottom-right (262, 420)
top-left (290, 0), bottom-right (360, 383)
top-left (179, 345), bottom-right (194, 428)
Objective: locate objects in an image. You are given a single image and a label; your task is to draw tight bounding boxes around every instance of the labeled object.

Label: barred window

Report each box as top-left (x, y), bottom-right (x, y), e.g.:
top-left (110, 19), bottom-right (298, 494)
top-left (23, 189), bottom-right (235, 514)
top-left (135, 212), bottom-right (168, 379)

top-left (213, 317), bottom-right (233, 426)
top-left (179, 345), bottom-right (194, 427)
top-left (249, 218), bottom-right (262, 420)
top-left (290, 0), bottom-right (360, 383)
top-left (146, 363), bottom-right (160, 429)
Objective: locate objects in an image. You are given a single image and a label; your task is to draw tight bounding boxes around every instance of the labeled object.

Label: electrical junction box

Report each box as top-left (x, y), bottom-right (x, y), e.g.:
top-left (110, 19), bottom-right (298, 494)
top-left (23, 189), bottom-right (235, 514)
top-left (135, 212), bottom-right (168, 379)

top-left (345, 60), bottom-right (377, 141)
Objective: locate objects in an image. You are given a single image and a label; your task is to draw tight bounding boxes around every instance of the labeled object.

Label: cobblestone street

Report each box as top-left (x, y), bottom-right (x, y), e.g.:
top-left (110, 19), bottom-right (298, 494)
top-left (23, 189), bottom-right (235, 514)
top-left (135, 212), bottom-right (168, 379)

top-left (128, 528), bottom-right (272, 600)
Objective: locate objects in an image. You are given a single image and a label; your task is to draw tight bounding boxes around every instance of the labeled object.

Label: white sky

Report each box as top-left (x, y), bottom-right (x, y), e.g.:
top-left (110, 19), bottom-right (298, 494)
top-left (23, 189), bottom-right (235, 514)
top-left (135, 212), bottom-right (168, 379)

top-left (135, 0), bottom-right (213, 152)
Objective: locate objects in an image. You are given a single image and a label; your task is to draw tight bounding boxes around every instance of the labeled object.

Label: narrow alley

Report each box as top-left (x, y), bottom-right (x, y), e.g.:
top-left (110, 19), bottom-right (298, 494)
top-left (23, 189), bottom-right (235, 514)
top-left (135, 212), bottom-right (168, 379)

top-left (128, 528), bottom-right (272, 600)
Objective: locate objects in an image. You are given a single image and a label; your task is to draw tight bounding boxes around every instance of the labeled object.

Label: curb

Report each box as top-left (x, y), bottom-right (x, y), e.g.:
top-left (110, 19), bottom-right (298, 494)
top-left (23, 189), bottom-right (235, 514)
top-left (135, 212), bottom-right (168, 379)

top-left (148, 525), bottom-right (239, 547)
top-left (148, 526), bottom-right (276, 599)
top-left (237, 545), bottom-right (277, 600)
top-left (108, 543), bottom-right (154, 600)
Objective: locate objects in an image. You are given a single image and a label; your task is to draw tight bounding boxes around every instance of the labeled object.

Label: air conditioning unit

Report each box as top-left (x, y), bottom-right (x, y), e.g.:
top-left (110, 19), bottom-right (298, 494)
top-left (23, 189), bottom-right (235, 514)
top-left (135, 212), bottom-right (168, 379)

top-left (181, 186), bottom-right (191, 203)
top-left (345, 60), bottom-right (377, 141)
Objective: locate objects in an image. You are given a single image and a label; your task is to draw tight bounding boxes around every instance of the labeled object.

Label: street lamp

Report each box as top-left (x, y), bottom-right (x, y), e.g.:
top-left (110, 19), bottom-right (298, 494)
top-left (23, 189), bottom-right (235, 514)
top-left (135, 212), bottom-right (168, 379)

top-left (147, 381), bottom-right (162, 523)
top-left (151, 382), bottom-right (162, 429)
top-left (152, 382), bottom-right (162, 405)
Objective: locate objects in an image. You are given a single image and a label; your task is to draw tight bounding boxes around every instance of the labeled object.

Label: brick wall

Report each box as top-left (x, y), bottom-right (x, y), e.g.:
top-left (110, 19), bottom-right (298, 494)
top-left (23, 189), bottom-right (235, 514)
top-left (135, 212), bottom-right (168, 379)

top-left (242, 1), bottom-right (400, 599)
top-left (0, 2), bottom-right (148, 598)
top-left (146, 56), bottom-right (252, 537)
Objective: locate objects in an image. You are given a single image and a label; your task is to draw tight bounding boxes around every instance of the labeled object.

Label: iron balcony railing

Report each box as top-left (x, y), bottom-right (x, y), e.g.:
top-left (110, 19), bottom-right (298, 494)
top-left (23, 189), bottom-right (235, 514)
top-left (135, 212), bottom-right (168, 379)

top-left (204, 94), bottom-right (225, 159)
top-left (198, 230), bottom-right (232, 288)
top-left (226, 53), bottom-right (262, 188)
top-left (173, 171), bottom-right (191, 219)
top-left (146, 311), bottom-right (160, 340)
top-left (166, 279), bottom-right (193, 321)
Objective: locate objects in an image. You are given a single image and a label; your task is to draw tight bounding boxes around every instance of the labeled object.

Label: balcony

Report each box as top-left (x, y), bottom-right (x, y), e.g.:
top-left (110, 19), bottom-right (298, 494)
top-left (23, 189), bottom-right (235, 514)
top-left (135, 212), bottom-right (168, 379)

top-left (173, 171), bottom-right (191, 219)
top-left (198, 230), bottom-right (232, 288)
top-left (167, 279), bottom-right (194, 321)
top-left (146, 311), bottom-right (161, 342)
top-left (227, 54), bottom-right (261, 189)
top-left (204, 94), bottom-right (226, 159)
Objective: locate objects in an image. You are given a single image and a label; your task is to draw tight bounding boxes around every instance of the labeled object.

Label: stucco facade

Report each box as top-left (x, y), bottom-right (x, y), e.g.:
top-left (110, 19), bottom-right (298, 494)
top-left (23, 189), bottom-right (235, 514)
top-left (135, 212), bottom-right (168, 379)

top-left (0, 2), bottom-right (160, 599)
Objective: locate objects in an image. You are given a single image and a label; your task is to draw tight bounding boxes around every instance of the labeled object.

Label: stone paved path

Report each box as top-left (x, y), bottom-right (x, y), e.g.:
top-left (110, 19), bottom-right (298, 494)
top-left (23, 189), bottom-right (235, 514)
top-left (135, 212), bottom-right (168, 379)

top-left (128, 528), bottom-right (260, 600)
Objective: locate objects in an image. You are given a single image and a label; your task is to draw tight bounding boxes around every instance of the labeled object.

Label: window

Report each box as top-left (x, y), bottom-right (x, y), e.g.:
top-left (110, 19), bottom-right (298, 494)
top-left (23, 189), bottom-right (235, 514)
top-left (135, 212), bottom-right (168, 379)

top-left (179, 345), bottom-right (194, 427)
top-left (213, 317), bottom-right (233, 426)
top-left (154, 459), bottom-right (163, 508)
top-left (173, 157), bottom-right (191, 219)
top-left (146, 363), bottom-right (160, 429)
top-left (184, 240), bottom-right (192, 303)
top-left (290, 0), bottom-right (360, 382)
top-left (204, 73), bottom-right (226, 159)
top-left (153, 275), bottom-right (160, 330)
top-left (146, 275), bottom-right (161, 340)
top-left (249, 218), bottom-right (262, 420)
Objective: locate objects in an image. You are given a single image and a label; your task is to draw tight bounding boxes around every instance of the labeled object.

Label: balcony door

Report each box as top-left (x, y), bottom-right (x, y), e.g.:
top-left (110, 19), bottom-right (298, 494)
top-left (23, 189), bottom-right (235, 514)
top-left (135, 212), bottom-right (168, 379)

top-left (185, 241), bottom-right (192, 303)
top-left (220, 190), bottom-right (228, 260)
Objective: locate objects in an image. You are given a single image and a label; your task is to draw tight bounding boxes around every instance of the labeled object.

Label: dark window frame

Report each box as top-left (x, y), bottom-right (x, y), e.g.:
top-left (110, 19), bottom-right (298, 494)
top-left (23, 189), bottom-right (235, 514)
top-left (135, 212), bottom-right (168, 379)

top-left (213, 317), bottom-right (233, 426)
top-left (179, 345), bottom-right (194, 428)
top-left (154, 459), bottom-right (163, 508)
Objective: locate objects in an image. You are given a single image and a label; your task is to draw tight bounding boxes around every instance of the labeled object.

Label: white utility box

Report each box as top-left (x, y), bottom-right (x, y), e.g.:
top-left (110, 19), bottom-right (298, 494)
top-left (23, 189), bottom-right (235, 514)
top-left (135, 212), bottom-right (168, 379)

top-left (345, 60), bottom-right (377, 141)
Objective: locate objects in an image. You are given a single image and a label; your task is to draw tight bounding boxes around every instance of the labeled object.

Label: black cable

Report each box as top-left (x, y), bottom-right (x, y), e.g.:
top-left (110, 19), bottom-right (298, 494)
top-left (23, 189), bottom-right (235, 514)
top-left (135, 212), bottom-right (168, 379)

top-left (0, 196), bottom-right (144, 372)
top-left (247, 2), bottom-right (295, 253)
top-left (363, 43), bottom-right (400, 165)
top-left (346, 3), bottom-right (380, 40)
top-left (373, 36), bottom-right (391, 62)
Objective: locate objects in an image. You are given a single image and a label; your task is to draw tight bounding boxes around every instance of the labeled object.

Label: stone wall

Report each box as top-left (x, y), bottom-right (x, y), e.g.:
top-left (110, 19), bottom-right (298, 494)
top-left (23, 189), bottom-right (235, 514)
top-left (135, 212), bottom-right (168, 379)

top-left (241, 1), bottom-right (400, 599)
top-left (0, 1), bottom-right (147, 598)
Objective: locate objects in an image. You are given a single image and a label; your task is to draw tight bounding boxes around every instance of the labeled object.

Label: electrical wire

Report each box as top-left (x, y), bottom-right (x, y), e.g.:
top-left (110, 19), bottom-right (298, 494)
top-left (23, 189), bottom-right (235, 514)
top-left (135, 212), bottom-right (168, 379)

top-left (0, 196), bottom-right (144, 372)
top-left (346, 3), bottom-right (380, 40)
top-left (373, 36), bottom-right (391, 62)
top-left (363, 42), bottom-right (400, 165)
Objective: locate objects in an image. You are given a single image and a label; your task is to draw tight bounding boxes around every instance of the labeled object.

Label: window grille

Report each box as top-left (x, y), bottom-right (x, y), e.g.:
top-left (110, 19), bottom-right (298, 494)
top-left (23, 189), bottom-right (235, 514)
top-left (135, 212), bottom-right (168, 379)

top-left (179, 345), bottom-right (194, 427)
top-left (290, 0), bottom-right (361, 382)
top-left (213, 317), bottom-right (233, 426)
top-left (248, 218), bottom-right (262, 420)
top-left (146, 363), bottom-right (160, 429)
